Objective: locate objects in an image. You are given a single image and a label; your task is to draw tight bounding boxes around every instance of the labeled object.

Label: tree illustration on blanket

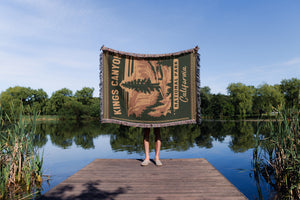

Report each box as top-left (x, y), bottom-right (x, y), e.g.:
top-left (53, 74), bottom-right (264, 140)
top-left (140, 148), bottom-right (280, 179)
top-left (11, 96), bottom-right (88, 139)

top-left (120, 78), bottom-right (160, 94)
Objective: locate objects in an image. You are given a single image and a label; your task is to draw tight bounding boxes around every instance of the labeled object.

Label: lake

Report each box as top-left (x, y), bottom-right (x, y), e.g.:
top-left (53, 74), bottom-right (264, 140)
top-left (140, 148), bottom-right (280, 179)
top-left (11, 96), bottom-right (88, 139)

top-left (35, 120), bottom-right (276, 199)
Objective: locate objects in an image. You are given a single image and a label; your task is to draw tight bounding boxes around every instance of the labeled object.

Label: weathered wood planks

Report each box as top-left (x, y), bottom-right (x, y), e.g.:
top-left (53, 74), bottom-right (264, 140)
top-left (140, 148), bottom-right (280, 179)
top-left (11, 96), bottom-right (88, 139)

top-left (40, 159), bottom-right (247, 200)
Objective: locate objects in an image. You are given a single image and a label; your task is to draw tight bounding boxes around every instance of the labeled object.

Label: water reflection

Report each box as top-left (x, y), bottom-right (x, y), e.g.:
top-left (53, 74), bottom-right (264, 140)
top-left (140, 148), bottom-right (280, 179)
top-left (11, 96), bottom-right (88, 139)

top-left (230, 121), bottom-right (256, 153)
top-left (34, 120), bottom-right (259, 153)
top-left (35, 121), bottom-right (112, 149)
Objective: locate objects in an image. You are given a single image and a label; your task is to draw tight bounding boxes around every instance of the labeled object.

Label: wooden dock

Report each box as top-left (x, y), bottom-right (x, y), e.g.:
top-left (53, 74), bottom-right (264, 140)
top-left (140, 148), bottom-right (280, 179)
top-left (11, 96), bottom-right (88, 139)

top-left (41, 159), bottom-right (247, 200)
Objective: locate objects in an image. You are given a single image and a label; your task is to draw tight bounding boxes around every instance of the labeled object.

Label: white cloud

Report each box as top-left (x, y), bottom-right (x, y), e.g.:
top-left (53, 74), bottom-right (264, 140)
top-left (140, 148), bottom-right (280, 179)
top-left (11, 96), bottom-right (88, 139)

top-left (282, 57), bottom-right (300, 66)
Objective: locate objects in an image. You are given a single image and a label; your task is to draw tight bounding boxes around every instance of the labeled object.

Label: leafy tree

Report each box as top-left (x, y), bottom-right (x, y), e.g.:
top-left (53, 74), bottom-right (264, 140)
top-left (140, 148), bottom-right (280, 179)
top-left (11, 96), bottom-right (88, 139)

top-left (59, 99), bottom-right (86, 121)
top-left (31, 89), bottom-right (48, 114)
top-left (87, 97), bottom-right (100, 118)
top-left (200, 86), bottom-right (212, 116)
top-left (253, 84), bottom-right (284, 116)
top-left (0, 86), bottom-right (48, 117)
top-left (0, 87), bottom-right (27, 117)
top-left (75, 87), bottom-right (94, 105)
top-left (280, 78), bottom-right (300, 108)
top-left (227, 83), bottom-right (255, 118)
top-left (209, 94), bottom-right (234, 119)
top-left (46, 88), bottom-right (73, 114)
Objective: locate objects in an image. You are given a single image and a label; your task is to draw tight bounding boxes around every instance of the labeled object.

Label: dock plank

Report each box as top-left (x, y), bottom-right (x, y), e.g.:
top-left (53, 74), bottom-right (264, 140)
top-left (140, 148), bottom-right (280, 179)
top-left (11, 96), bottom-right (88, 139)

top-left (41, 159), bottom-right (247, 200)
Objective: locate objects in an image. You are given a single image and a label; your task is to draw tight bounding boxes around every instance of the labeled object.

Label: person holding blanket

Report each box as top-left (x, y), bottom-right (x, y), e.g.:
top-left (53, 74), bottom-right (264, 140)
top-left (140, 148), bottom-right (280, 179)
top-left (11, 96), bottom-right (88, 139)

top-left (141, 128), bottom-right (162, 166)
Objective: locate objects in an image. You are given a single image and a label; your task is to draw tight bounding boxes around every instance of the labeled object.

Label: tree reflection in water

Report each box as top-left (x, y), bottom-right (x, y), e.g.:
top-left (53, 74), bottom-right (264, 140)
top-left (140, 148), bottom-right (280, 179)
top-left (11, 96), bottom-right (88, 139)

top-left (34, 121), bottom-right (114, 149)
top-left (34, 120), bottom-right (259, 153)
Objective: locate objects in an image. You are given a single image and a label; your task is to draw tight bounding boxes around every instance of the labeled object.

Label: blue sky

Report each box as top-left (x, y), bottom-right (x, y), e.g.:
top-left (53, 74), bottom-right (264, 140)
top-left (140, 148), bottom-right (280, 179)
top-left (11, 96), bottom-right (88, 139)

top-left (0, 0), bottom-right (299, 96)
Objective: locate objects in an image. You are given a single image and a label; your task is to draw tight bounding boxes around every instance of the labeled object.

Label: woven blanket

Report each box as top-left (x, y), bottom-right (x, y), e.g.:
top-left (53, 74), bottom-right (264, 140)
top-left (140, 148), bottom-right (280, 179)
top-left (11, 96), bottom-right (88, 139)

top-left (99, 46), bottom-right (201, 127)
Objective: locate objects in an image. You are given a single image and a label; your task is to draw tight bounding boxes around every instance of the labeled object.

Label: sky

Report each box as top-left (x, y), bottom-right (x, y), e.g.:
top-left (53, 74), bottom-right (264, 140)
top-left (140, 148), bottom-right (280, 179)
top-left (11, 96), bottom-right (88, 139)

top-left (0, 0), bottom-right (300, 97)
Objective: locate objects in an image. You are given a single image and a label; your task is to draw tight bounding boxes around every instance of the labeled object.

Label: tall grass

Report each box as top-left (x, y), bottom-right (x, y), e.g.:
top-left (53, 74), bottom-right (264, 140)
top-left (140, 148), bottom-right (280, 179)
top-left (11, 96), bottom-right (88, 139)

top-left (0, 104), bottom-right (44, 200)
top-left (253, 107), bottom-right (300, 199)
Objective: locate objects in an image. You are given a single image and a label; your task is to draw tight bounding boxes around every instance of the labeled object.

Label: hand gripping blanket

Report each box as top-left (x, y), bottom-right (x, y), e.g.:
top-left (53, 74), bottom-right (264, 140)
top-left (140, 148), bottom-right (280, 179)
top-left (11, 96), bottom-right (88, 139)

top-left (99, 46), bottom-right (201, 127)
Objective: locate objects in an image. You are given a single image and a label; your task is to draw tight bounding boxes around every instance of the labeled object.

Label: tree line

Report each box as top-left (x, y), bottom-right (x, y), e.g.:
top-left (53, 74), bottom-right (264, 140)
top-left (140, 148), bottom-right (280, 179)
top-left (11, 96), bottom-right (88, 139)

top-left (201, 77), bottom-right (300, 119)
top-left (0, 77), bottom-right (299, 120)
top-left (0, 87), bottom-right (100, 120)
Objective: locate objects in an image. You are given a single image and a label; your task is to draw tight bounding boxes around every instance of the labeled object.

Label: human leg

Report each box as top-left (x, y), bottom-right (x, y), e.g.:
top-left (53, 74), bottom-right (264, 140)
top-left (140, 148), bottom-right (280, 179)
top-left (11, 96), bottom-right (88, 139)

top-left (143, 128), bottom-right (150, 161)
top-left (154, 128), bottom-right (161, 162)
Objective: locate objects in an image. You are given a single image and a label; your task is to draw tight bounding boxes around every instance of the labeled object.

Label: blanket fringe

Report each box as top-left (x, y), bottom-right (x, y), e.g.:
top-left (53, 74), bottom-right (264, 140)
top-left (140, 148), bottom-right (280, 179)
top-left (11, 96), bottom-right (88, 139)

top-left (101, 46), bottom-right (199, 59)
top-left (99, 50), bottom-right (104, 123)
top-left (101, 119), bottom-right (197, 128)
top-left (196, 53), bottom-right (201, 125)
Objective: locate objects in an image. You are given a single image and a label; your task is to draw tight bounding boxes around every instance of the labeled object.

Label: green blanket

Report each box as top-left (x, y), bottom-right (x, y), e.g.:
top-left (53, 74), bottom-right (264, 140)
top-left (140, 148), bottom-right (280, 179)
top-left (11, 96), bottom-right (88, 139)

top-left (99, 46), bottom-right (201, 127)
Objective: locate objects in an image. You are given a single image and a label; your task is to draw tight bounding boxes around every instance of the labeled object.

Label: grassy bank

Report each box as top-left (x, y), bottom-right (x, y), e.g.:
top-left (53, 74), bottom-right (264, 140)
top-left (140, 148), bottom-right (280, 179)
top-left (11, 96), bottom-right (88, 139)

top-left (0, 105), bottom-right (44, 199)
top-left (24, 114), bottom-right (100, 122)
top-left (26, 115), bottom-right (99, 122)
top-left (35, 115), bottom-right (59, 121)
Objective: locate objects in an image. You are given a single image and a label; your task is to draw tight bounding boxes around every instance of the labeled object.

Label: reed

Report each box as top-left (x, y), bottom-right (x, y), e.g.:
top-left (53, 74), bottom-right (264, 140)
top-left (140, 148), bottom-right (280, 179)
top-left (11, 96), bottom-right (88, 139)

top-left (0, 103), bottom-right (44, 200)
top-left (253, 107), bottom-right (300, 199)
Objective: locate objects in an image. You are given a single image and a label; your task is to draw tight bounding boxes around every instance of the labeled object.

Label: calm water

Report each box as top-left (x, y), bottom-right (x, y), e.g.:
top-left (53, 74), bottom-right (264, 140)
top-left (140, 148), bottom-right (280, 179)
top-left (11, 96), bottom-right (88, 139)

top-left (35, 120), bottom-right (275, 199)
